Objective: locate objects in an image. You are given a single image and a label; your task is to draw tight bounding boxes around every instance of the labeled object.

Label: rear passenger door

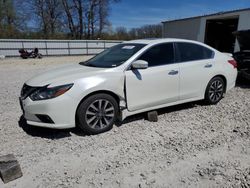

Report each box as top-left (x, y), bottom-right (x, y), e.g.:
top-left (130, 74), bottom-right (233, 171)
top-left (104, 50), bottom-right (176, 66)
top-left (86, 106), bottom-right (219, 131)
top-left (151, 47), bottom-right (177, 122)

top-left (175, 42), bottom-right (215, 100)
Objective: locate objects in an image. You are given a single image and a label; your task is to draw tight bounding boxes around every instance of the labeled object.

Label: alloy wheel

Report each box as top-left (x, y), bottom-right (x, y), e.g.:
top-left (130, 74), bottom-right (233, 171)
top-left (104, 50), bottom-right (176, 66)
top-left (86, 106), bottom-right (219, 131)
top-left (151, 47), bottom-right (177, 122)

top-left (208, 80), bottom-right (224, 103)
top-left (85, 99), bottom-right (115, 129)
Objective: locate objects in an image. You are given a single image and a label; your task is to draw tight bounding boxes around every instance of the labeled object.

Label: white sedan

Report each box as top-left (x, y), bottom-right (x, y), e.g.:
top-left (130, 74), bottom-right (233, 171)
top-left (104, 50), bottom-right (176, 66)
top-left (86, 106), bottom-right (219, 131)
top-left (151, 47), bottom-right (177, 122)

top-left (20, 39), bottom-right (237, 134)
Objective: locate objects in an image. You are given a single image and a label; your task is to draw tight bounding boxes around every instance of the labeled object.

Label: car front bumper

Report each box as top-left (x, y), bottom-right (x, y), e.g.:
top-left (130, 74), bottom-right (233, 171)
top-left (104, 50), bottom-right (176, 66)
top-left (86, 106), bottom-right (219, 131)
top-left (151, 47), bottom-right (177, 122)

top-left (19, 95), bottom-right (78, 129)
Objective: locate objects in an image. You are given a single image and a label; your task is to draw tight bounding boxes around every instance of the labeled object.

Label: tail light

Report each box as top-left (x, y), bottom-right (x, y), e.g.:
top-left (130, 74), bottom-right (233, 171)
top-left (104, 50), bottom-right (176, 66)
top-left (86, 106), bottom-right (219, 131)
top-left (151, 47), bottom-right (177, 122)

top-left (228, 60), bottom-right (237, 68)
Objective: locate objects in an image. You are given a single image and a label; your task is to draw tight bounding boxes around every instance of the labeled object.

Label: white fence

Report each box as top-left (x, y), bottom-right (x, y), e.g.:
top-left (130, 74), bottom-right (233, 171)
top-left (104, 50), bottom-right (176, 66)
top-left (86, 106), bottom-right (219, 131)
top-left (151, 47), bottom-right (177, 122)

top-left (0, 39), bottom-right (122, 57)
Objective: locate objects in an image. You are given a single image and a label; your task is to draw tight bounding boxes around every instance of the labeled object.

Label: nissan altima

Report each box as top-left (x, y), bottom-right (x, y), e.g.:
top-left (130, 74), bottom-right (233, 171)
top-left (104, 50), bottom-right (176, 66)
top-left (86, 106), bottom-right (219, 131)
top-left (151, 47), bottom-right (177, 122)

top-left (20, 39), bottom-right (237, 134)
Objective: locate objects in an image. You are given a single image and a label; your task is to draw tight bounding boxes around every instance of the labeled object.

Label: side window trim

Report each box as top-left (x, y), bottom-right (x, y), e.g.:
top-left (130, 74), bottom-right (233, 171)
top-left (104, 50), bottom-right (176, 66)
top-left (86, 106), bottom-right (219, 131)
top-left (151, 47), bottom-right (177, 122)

top-left (173, 42), bottom-right (181, 63)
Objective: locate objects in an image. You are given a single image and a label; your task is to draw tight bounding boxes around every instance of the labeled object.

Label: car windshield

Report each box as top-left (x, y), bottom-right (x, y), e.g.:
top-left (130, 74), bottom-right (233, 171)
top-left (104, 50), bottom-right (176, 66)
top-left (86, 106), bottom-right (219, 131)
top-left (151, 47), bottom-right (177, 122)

top-left (80, 43), bottom-right (146, 68)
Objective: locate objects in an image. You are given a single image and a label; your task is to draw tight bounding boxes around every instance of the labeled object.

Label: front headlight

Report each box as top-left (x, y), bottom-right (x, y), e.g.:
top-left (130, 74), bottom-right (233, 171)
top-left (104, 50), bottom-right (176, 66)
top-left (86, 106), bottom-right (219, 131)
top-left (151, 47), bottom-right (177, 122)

top-left (29, 84), bottom-right (73, 101)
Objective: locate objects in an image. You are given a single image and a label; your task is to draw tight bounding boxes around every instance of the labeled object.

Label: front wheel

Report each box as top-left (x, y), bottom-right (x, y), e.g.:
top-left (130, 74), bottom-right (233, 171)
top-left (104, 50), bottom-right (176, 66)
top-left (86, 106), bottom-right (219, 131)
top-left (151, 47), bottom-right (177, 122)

top-left (204, 77), bottom-right (225, 105)
top-left (76, 94), bottom-right (119, 134)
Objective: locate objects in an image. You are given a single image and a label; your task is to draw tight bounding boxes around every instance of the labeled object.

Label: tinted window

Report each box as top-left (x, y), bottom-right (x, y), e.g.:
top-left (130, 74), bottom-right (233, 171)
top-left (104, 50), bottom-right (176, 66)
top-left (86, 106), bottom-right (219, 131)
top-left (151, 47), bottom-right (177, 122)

top-left (176, 42), bottom-right (214, 62)
top-left (80, 43), bottom-right (146, 68)
top-left (138, 43), bottom-right (175, 67)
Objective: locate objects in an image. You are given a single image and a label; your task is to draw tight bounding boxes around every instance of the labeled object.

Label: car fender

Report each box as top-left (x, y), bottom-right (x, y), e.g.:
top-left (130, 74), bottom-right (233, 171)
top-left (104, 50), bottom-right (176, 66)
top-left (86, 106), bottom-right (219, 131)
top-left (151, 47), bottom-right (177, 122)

top-left (202, 71), bottom-right (228, 96)
top-left (66, 71), bottom-right (126, 107)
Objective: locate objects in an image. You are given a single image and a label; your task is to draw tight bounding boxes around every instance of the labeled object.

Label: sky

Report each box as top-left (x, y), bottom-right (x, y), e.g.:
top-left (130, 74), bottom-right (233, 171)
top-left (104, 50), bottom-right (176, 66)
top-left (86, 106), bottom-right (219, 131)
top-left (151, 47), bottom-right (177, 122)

top-left (110, 0), bottom-right (250, 29)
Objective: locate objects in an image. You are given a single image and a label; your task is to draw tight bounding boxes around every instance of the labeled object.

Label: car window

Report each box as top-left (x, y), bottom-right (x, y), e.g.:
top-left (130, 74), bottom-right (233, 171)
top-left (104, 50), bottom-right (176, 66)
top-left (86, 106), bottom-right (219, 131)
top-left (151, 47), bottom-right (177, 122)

top-left (138, 43), bottom-right (175, 67)
top-left (81, 43), bottom-right (146, 68)
top-left (176, 42), bottom-right (214, 62)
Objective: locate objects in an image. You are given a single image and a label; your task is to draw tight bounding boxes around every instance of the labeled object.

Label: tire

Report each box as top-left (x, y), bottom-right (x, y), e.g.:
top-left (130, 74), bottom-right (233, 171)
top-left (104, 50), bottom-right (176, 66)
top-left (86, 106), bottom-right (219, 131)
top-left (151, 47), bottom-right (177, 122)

top-left (31, 53), bottom-right (36, 58)
top-left (204, 77), bottom-right (225, 105)
top-left (38, 54), bottom-right (43, 59)
top-left (76, 93), bottom-right (119, 134)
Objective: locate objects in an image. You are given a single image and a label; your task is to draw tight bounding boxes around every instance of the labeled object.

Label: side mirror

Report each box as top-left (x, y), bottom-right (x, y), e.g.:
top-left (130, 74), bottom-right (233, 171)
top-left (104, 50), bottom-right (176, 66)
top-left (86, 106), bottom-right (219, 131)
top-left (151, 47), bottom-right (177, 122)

top-left (131, 60), bottom-right (148, 69)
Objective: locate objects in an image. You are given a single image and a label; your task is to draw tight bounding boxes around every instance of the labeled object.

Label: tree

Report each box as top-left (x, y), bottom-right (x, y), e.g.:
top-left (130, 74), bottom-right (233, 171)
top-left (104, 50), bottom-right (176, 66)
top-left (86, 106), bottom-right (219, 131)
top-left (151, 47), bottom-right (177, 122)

top-left (47, 0), bottom-right (62, 35)
top-left (32, 0), bottom-right (63, 38)
top-left (139, 24), bottom-right (162, 38)
top-left (0, 0), bottom-right (124, 39)
top-left (85, 0), bottom-right (98, 39)
top-left (97, 0), bottom-right (108, 37)
top-left (96, 0), bottom-right (120, 38)
top-left (0, 0), bottom-right (16, 38)
top-left (73, 0), bottom-right (84, 39)
top-left (61, 0), bottom-right (119, 39)
top-left (61, 0), bottom-right (77, 38)
top-left (102, 24), bottom-right (163, 40)
top-left (115, 26), bottom-right (128, 40)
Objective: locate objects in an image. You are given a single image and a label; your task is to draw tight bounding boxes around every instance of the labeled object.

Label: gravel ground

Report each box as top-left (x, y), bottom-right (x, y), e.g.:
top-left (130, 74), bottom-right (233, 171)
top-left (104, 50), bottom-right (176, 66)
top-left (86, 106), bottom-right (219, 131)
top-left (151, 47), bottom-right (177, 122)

top-left (0, 56), bottom-right (250, 188)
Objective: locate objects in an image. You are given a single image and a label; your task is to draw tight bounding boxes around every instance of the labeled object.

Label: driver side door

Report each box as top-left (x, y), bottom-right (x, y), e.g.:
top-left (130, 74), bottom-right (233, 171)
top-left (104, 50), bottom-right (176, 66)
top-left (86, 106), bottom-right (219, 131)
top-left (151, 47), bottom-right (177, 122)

top-left (125, 43), bottom-right (179, 111)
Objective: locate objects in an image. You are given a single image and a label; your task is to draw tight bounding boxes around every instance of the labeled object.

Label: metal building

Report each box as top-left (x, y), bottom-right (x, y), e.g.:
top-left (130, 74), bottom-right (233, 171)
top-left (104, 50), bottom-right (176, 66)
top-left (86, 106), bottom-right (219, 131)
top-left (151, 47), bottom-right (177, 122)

top-left (162, 8), bottom-right (250, 53)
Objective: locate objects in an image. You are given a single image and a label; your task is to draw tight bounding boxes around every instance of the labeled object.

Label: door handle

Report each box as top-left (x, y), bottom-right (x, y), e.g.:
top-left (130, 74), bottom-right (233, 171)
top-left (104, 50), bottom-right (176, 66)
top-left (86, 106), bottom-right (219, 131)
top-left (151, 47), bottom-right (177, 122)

top-left (204, 64), bottom-right (213, 68)
top-left (168, 70), bottom-right (178, 75)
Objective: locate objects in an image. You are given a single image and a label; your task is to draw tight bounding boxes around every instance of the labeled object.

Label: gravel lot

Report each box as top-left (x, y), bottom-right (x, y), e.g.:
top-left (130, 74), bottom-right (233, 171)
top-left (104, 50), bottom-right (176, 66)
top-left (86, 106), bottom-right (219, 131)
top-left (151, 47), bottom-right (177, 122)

top-left (0, 56), bottom-right (250, 188)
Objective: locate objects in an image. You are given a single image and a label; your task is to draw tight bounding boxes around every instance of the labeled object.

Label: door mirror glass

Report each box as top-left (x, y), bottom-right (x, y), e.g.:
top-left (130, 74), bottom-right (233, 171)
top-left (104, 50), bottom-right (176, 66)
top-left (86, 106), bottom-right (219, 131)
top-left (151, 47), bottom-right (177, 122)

top-left (131, 60), bottom-right (148, 69)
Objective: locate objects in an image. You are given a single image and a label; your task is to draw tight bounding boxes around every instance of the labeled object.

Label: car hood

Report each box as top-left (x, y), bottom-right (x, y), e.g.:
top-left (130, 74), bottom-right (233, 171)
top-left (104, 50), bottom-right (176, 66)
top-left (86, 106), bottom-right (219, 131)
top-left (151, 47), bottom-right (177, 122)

top-left (233, 30), bottom-right (250, 51)
top-left (26, 63), bottom-right (107, 87)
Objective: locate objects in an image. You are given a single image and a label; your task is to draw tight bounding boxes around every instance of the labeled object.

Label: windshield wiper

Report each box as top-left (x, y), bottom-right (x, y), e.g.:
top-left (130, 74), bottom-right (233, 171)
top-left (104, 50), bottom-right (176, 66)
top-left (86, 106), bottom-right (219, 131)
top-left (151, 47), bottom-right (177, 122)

top-left (85, 63), bottom-right (98, 67)
top-left (79, 62), bottom-right (114, 68)
top-left (79, 62), bottom-right (97, 67)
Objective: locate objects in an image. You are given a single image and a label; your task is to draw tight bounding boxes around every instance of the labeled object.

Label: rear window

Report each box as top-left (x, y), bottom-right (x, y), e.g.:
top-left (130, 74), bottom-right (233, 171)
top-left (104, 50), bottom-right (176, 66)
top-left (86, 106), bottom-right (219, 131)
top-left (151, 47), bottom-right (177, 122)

top-left (176, 42), bottom-right (214, 62)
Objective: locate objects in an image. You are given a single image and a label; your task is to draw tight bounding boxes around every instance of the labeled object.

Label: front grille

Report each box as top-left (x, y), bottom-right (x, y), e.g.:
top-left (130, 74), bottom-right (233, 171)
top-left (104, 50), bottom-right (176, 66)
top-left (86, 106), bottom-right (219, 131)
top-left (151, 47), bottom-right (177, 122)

top-left (21, 84), bottom-right (39, 100)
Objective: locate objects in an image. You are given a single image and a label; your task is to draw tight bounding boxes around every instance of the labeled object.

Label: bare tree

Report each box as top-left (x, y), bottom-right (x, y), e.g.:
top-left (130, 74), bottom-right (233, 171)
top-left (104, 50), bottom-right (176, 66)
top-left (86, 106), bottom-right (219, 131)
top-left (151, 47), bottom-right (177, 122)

top-left (128, 24), bottom-right (162, 39)
top-left (84, 0), bottom-right (98, 39)
top-left (139, 24), bottom-right (162, 38)
top-left (61, 0), bottom-right (77, 38)
top-left (35, 0), bottom-right (48, 36)
top-left (32, 0), bottom-right (63, 38)
top-left (2, 0), bottom-right (15, 25)
top-left (0, 0), bottom-right (121, 39)
top-left (103, 24), bottom-right (162, 40)
top-left (115, 26), bottom-right (128, 40)
top-left (97, 0), bottom-right (107, 36)
top-left (0, 0), bottom-right (20, 38)
top-left (84, 0), bottom-right (119, 39)
top-left (47, 0), bottom-right (62, 35)
top-left (62, 0), bottom-right (97, 39)
top-left (72, 0), bottom-right (84, 39)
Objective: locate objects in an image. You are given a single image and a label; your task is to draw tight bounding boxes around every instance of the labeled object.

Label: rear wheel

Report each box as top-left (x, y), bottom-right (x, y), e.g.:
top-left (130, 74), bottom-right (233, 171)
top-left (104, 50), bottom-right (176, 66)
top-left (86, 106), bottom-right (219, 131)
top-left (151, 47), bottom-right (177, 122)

top-left (204, 77), bottom-right (225, 104)
top-left (76, 94), bottom-right (118, 134)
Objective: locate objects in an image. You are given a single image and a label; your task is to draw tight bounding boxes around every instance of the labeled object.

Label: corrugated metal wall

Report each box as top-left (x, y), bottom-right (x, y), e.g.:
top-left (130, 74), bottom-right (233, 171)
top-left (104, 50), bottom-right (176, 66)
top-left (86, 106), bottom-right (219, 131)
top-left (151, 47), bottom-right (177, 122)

top-left (0, 39), bottom-right (122, 57)
top-left (162, 18), bottom-right (201, 41)
top-left (162, 9), bottom-right (250, 52)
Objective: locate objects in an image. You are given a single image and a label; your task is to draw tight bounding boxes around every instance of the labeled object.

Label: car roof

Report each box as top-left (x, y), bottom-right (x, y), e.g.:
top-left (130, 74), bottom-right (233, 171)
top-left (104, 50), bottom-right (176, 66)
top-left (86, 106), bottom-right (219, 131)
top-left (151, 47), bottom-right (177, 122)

top-left (123, 38), bottom-right (218, 53)
top-left (124, 38), bottom-right (205, 45)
